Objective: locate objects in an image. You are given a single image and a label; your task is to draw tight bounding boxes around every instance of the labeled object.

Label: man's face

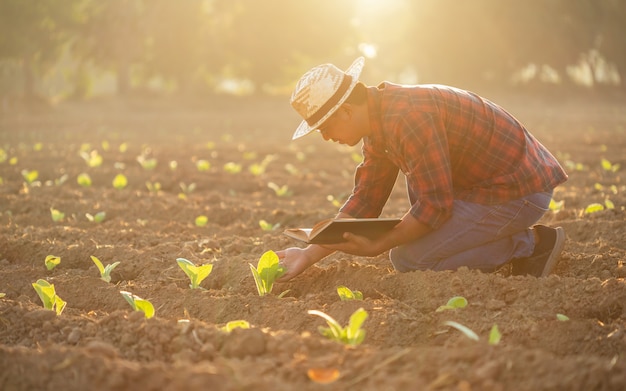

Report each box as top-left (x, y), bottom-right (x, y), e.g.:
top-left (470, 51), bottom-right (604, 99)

top-left (316, 105), bottom-right (363, 147)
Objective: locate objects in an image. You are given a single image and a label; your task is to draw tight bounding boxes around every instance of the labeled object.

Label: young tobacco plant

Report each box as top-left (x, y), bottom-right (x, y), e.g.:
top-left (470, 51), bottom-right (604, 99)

top-left (220, 320), bottom-right (251, 332)
top-left (436, 296), bottom-right (468, 312)
top-left (249, 250), bottom-right (286, 296)
top-left (120, 291), bottom-right (155, 318)
top-left (32, 279), bottom-right (66, 315)
top-left (86, 211), bottom-right (106, 223)
top-left (337, 285), bottom-right (363, 301)
top-left (45, 255), bottom-right (61, 271)
top-left (308, 308), bottom-right (368, 346)
top-left (90, 255), bottom-right (120, 283)
top-left (176, 258), bottom-right (213, 289)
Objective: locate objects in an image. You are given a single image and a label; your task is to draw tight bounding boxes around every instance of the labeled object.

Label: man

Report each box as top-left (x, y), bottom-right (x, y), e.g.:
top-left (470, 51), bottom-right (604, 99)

top-left (276, 57), bottom-right (567, 282)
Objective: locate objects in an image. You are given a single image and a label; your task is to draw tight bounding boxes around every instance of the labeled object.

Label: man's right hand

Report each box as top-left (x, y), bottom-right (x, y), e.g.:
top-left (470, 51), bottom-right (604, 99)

top-left (275, 245), bottom-right (334, 282)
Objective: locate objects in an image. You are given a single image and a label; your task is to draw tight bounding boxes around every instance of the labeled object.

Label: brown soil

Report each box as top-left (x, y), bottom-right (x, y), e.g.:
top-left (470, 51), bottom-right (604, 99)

top-left (1, 93), bottom-right (625, 391)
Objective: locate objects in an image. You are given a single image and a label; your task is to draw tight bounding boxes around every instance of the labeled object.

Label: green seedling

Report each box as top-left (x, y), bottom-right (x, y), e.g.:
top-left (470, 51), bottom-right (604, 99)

top-left (112, 174), bottom-right (128, 189)
top-left (443, 320), bottom-right (479, 341)
top-left (137, 155), bottom-right (157, 170)
top-left (0, 148), bottom-right (7, 163)
top-left (488, 324), bottom-right (501, 345)
top-left (80, 150), bottom-right (103, 167)
top-left (223, 162), bottom-right (242, 174)
top-left (249, 250), bottom-right (285, 296)
top-left (196, 159), bottom-right (211, 172)
top-left (32, 279), bottom-right (66, 315)
top-left (50, 207), bottom-right (65, 222)
top-left (268, 182), bottom-right (292, 197)
top-left (77, 173), bottom-right (93, 187)
top-left (53, 174), bottom-right (68, 186)
top-left (101, 140), bottom-right (110, 151)
top-left (9, 157), bottom-right (17, 165)
top-left (549, 199), bottom-right (564, 212)
top-left (90, 255), bottom-right (120, 283)
top-left (248, 163), bottom-right (266, 176)
top-left (179, 182), bottom-right (197, 200)
top-left (169, 160), bottom-right (178, 170)
top-left (284, 163), bottom-right (299, 176)
top-left (176, 258), bottom-right (214, 289)
top-left (33, 142), bottom-right (43, 151)
top-left (337, 285), bottom-right (363, 301)
top-left (45, 255), bottom-right (61, 271)
top-left (21, 169), bottom-right (39, 184)
top-left (0, 293), bottom-right (5, 298)
top-left (146, 181), bottom-right (161, 193)
top-left (120, 291), bottom-right (155, 318)
top-left (594, 183), bottom-right (618, 195)
top-left (119, 142), bottom-right (128, 153)
top-left (605, 199), bottom-right (615, 210)
top-left (308, 308), bottom-right (368, 346)
top-left (259, 219), bottom-right (280, 231)
top-left (584, 203), bottom-right (604, 214)
top-left (86, 211), bottom-right (106, 223)
top-left (436, 296), bottom-right (468, 312)
top-left (556, 313), bottom-right (570, 321)
top-left (220, 320), bottom-right (251, 332)
top-left (601, 158), bottom-right (620, 172)
top-left (195, 215), bottom-right (208, 227)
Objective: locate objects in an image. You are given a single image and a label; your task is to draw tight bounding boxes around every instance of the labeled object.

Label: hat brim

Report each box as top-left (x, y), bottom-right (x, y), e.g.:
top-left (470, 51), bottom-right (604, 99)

top-left (291, 57), bottom-right (365, 140)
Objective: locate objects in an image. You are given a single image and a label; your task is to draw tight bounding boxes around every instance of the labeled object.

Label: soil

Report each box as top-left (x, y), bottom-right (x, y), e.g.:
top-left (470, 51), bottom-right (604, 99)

top-left (1, 92), bottom-right (625, 391)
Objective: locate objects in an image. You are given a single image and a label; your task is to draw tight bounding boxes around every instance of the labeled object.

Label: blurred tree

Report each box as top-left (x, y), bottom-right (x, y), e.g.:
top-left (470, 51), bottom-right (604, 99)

top-left (0, 0), bottom-right (80, 98)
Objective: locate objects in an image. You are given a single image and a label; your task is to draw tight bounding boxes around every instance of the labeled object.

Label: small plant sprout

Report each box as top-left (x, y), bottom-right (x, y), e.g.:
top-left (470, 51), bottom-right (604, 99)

top-left (337, 285), bottom-right (363, 301)
top-left (0, 147), bottom-right (7, 163)
top-left (308, 307), bottom-right (368, 346)
top-left (21, 169), bottom-right (39, 184)
top-left (605, 199), bottom-right (615, 210)
top-left (259, 219), bottom-right (280, 231)
top-left (120, 291), bottom-right (155, 318)
top-left (86, 211), bottom-right (106, 223)
top-left (80, 150), bottom-right (103, 167)
top-left (223, 162), bottom-right (242, 174)
top-left (488, 324), bottom-right (502, 345)
top-left (119, 142), bottom-right (128, 153)
top-left (179, 182), bottom-right (197, 199)
top-left (45, 255), bottom-right (61, 271)
top-left (112, 174), bottom-right (128, 189)
top-left (220, 320), bottom-right (251, 332)
top-left (90, 255), bottom-right (120, 283)
top-left (601, 158), bottom-right (620, 172)
top-left (248, 163), bottom-right (266, 176)
top-left (54, 174), bottom-right (69, 186)
top-left (137, 155), bottom-right (157, 170)
top-left (176, 258), bottom-right (214, 289)
top-left (556, 313), bottom-right (570, 321)
top-left (268, 182), bottom-right (292, 197)
top-left (32, 279), bottom-right (66, 315)
top-left (443, 321), bottom-right (479, 341)
top-left (146, 181), bottom-right (161, 193)
top-left (436, 296), bottom-right (468, 312)
top-left (284, 163), bottom-right (299, 176)
top-left (196, 159), bottom-right (211, 172)
top-left (584, 203), bottom-right (604, 214)
top-left (249, 250), bottom-right (286, 297)
top-left (169, 160), bottom-right (178, 170)
top-left (77, 173), bottom-right (92, 187)
top-left (50, 207), bottom-right (65, 222)
top-left (549, 199), bottom-right (564, 212)
top-left (195, 215), bottom-right (208, 227)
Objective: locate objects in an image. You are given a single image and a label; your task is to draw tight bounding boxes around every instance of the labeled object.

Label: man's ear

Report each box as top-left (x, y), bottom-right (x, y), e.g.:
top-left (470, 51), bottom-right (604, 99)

top-left (337, 103), bottom-right (352, 119)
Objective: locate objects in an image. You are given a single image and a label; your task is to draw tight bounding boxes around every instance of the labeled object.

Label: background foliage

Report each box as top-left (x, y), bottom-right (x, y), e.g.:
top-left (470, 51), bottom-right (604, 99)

top-left (0, 0), bottom-right (624, 100)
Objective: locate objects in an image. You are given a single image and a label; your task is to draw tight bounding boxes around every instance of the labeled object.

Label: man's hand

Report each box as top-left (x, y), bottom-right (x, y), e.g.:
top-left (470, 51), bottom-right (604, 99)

top-left (275, 247), bottom-right (321, 282)
top-left (320, 232), bottom-right (385, 257)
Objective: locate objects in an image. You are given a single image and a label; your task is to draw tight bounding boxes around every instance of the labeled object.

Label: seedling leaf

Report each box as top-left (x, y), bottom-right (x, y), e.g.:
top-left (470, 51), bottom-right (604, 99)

top-left (120, 291), bottom-right (155, 318)
top-left (50, 208), bottom-right (65, 222)
top-left (249, 250), bottom-right (285, 296)
top-left (77, 173), bottom-right (92, 187)
top-left (308, 308), bottom-right (368, 346)
top-left (32, 279), bottom-right (65, 315)
top-left (221, 320), bottom-right (250, 332)
top-left (195, 215), bottom-right (208, 227)
top-left (556, 313), bottom-right (570, 321)
top-left (584, 203), bottom-right (604, 214)
top-left (176, 258), bottom-right (213, 289)
top-left (337, 285), bottom-right (363, 301)
top-left (443, 321), bottom-right (479, 341)
top-left (112, 174), bottom-right (128, 189)
top-left (488, 324), bottom-right (501, 345)
top-left (436, 296), bottom-right (468, 312)
top-left (45, 255), bottom-right (61, 271)
top-left (90, 255), bottom-right (120, 283)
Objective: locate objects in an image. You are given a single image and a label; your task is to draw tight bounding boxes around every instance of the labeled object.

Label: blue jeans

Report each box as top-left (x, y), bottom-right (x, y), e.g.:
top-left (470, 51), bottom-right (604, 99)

top-left (389, 191), bottom-right (552, 273)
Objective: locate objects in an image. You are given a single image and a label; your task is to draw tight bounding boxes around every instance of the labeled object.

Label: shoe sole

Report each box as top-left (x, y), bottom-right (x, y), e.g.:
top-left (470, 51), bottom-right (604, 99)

top-left (539, 227), bottom-right (565, 277)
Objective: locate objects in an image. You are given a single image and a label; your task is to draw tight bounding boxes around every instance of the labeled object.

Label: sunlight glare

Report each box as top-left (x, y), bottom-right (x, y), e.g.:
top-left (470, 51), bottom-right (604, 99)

top-left (358, 43), bottom-right (378, 59)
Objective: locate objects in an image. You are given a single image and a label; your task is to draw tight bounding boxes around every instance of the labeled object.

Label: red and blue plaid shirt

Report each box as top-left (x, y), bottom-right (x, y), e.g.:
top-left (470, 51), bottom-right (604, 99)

top-left (340, 83), bottom-right (568, 229)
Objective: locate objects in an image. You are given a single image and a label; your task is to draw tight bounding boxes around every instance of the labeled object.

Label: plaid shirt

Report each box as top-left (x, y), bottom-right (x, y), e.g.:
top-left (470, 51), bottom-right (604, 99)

top-left (340, 83), bottom-right (568, 229)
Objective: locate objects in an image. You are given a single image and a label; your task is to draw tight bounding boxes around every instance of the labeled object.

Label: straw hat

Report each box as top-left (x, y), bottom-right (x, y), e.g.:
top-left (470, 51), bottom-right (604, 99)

top-left (290, 57), bottom-right (365, 140)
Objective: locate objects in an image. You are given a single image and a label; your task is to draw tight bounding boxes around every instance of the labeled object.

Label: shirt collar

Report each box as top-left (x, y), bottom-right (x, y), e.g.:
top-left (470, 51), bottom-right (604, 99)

top-left (365, 82), bottom-right (388, 147)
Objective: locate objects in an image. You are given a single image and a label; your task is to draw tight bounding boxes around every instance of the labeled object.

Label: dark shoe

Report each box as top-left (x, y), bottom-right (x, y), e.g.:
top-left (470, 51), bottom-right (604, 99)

top-left (511, 225), bottom-right (565, 277)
